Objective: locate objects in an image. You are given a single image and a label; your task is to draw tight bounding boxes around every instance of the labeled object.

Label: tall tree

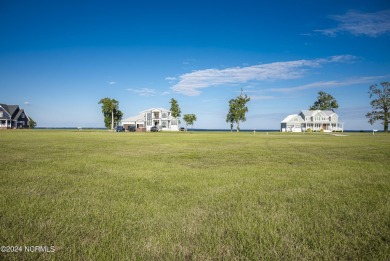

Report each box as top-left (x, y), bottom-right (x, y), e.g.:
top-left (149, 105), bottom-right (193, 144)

top-left (169, 98), bottom-right (181, 119)
top-left (366, 82), bottom-right (390, 132)
top-left (309, 91), bottom-right (339, 111)
top-left (98, 98), bottom-right (123, 129)
top-left (183, 114), bottom-right (197, 130)
top-left (226, 89), bottom-right (250, 132)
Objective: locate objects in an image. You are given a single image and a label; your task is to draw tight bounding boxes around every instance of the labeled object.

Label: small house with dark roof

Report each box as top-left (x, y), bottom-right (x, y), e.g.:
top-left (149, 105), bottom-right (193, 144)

top-left (0, 104), bottom-right (30, 129)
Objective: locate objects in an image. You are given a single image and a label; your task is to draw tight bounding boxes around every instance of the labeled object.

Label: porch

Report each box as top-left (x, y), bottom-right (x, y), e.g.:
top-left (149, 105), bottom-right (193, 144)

top-left (303, 122), bottom-right (344, 132)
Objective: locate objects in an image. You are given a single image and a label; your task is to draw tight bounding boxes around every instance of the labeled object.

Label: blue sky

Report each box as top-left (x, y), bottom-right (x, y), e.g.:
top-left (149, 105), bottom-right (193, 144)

top-left (1, 0), bottom-right (389, 129)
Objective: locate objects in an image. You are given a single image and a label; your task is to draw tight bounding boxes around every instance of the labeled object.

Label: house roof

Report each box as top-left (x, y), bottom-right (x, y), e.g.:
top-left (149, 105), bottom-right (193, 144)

top-left (300, 110), bottom-right (336, 117)
top-left (281, 114), bottom-right (303, 123)
top-left (121, 114), bottom-right (145, 122)
top-left (14, 109), bottom-right (26, 120)
top-left (0, 104), bottom-right (22, 119)
top-left (8, 105), bottom-right (20, 117)
top-left (140, 107), bottom-right (170, 113)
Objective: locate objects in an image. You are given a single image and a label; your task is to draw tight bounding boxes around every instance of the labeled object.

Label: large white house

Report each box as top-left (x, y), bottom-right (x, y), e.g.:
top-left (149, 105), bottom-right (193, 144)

top-left (281, 110), bottom-right (344, 132)
top-left (121, 108), bottom-right (179, 131)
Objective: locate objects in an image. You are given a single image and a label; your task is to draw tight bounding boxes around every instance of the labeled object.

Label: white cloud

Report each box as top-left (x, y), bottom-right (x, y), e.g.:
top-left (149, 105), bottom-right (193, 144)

top-left (171, 55), bottom-right (357, 96)
top-left (127, 88), bottom-right (171, 96)
top-left (165, 77), bottom-right (177, 81)
top-left (250, 95), bottom-right (277, 100)
top-left (268, 75), bottom-right (388, 93)
top-left (127, 88), bottom-right (157, 96)
top-left (317, 9), bottom-right (390, 37)
top-left (108, 81), bottom-right (117, 85)
top-left (24, 101), bottom-right (30, 105)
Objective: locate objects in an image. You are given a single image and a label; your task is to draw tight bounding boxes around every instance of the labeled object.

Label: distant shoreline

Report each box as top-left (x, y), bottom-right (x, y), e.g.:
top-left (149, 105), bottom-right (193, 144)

top-left (33, 127), bottom-right (384, 133)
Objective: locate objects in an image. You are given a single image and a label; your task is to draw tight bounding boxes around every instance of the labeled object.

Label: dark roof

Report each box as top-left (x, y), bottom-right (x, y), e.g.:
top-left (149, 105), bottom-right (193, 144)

top-left (0, 104), bottom-right (28, 121)
top-left (14, 109), bottom-right (24, 120)
top-left (0, 104), bottom-right (19, 115)
top-left (8, 105), bottom-right (20, 117)
top-left (0, 104), bottom-right (10, 113)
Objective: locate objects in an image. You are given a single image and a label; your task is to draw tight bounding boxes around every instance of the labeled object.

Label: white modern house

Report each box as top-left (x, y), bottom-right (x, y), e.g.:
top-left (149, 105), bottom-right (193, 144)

top-left (121, 108), bottom-right (179, 131)
top-left (281, 110), bottom-right (344, 132)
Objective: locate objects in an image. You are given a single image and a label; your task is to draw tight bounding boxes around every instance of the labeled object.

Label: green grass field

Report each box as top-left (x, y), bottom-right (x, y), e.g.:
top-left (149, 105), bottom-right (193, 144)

top-left (1, 130), bottom-right (389, 260)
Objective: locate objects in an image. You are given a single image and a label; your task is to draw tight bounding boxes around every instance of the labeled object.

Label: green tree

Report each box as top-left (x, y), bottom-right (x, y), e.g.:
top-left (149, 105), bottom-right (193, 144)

top-left (366, 82), bottom-right (390, 132)
top-left (169, 98), bottom-right (181, 119)
top-left (226, 99), bottom-right (235, 132)
top-left (183, 114), bottom-right (197, 130)
top-left (28, 117), bottom-right (37, 129)
top-left (226, 89), bottom-right (250, 132)
top-left (309, 91), bottom-right (339, 111)
top-left (98, 98), bottom-right (123, 129)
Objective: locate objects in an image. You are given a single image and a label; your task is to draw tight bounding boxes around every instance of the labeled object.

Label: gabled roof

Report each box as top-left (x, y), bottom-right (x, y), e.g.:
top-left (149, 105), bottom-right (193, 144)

top-left (8, 105), bottom-right (20, 117)
top-left (14, 109), bottom-right (27, 121)
top-left (122, 114), bottom-right (145, 122)
top-left (0, 104), bottom-right (10, 113)
top-left (300, 110), bottom-right (336, 117)
top-left (140, 108), bottom-right (170, 113)
top-left (281, 114), bottom-right (304, 123)
top-left (0, 104), bottom-right (22, 119)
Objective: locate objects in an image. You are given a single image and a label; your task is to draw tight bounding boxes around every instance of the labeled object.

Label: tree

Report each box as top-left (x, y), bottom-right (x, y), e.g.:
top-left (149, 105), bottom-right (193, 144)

top-left (226, 89), bottom-right (250, 132)
top-left (226, 100), bottom-right (235, 132)
top-left (169, 98), bottom-right (181, 120)
top-left (309, 91), bottom-right (339, 111)
top-left (366, 82), bottom-right (390, 132)
top-left (28, 117), bottom-right (37, 129)
top-left (98, 98), bottom-right (123, 129)
top-left (183, 114), bottom-right (197, 130)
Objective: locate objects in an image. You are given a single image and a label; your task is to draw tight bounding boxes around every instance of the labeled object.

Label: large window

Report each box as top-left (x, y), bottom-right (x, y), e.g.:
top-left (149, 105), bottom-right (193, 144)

top-left (162, 121), bottom-right (167, 128)
top-left (171, 119), bottom-right (177, 125)
top-left (0, 112), bottom-right (3, 117)
top-left (146, 113), bottom-right (152, 126)
top-left (162, 112), bottom-right (167, 119)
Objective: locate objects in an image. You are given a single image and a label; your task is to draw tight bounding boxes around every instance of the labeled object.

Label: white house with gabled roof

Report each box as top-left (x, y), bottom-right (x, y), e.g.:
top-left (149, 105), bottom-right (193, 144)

top-left (121, 108), bottom-right (179, 131)
top-left (281, 110), bottom-right (344, 132)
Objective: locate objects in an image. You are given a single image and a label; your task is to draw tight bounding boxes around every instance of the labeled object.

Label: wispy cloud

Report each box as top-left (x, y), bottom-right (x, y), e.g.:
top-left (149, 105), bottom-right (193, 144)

top-left (108, 81), bottom-right (117, 85)
top-left (127, 88), bottom-right (170, 96)
top-left (127, 88), bottom-right (157, 96)
top-left (268, 75), bottom-right (388, 93)
top-left (171, 55), bottom-right (356, 96)
top-left (316, 9), bottom-right (390, 37)
top-left (250, 95), bottom-right (277, 100)
top-left (165, 77), bottom-right (177, 81)
top-left (24, 101), bottom-right (30, 105)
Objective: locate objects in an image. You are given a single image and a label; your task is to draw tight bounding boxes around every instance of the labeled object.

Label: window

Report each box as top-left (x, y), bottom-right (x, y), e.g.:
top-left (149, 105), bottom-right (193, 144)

top-left (153, 112), bottom-right (159, 119)
top-left (162, 121), bottom-right (167, 128)
top-left (0, 112), bottom-right (3, 117)
top-left (162, 112), bottom-right (167, 119)
top-left (171, 120), bottom-right (177, 125)
top-left (146, 113), bottom-right (152, 126)
top-left (21, 113), bottom-right (25, 119)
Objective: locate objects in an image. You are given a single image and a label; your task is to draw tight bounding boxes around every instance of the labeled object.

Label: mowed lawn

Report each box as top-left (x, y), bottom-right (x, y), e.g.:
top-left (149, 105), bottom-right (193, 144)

top-left (1, 130), bottom-right (389, 260)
